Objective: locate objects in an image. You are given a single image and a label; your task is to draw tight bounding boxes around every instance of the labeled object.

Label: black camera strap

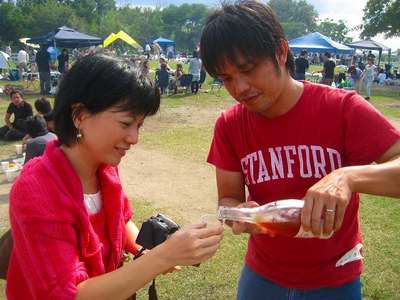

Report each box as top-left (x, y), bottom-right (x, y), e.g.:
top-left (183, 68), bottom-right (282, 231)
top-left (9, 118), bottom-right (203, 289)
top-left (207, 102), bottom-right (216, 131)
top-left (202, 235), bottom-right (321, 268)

top-left (132, 248), bottom-right (158, 300)
top-left (148, 279), bottom-right (158, 300)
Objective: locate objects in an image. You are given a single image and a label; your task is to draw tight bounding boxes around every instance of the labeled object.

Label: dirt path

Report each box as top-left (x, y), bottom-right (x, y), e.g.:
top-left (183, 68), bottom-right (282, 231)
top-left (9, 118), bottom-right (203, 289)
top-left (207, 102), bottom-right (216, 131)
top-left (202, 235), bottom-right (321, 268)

top-left (0, 145), bottom-right (217, 229)
top-left (119, 144), bottom-right (218, 224)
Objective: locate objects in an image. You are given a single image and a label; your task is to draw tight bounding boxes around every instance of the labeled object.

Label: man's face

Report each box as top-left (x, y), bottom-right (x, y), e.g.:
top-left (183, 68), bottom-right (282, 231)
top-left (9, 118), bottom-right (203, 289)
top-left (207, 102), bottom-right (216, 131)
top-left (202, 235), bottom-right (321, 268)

top-left (11, 93), bottom-right (23, 106)
top-left (216, 54), bottom-right (288, 118)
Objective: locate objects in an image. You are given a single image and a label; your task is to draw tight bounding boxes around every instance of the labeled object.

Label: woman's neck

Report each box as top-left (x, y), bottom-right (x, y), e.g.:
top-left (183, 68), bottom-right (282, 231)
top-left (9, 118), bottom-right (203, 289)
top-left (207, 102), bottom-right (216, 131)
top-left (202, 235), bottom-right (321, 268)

top-left (61, 144), bottom-right (99, 194)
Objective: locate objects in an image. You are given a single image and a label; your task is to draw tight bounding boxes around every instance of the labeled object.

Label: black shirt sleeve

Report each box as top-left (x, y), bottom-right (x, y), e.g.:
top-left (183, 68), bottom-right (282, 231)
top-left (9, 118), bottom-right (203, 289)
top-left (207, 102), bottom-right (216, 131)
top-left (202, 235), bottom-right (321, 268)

top-left (6, 103), bottom-right (15, 115)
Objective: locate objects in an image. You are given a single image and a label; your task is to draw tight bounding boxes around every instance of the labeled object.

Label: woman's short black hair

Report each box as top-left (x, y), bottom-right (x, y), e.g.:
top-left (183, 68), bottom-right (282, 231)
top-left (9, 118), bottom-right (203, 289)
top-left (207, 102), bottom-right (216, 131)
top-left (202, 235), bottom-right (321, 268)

top-left (34, 97), bottom-right (52, 115)
top-left (26, 115), bottom-right (48, 138)
top-left (200, 0), bottom-right (294, 78)
top-left (54, 55), bottom-right (160, 146)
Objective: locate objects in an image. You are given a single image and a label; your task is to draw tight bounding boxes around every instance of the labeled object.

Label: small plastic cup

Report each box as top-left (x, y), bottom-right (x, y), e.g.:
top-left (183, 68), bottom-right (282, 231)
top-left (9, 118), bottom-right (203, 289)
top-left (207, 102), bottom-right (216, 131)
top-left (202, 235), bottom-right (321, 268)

top-left (4, 170), bottom-right (16, 183)
top-left (15, 144), bottom-right (23, 155)
top-left (200, 214), bottom-right (224, 229)
top-left (1, 161), bottom-right (9, 172)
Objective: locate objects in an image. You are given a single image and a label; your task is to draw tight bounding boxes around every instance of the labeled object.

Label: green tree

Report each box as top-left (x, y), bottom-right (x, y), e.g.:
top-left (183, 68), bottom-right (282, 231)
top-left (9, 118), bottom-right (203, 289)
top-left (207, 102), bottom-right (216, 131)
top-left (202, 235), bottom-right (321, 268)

top-left (317, 19), bottom-right (352, 43)
top-left (69, 0), bottom-right (115, 25)
top-left (0, 3), bottom-right (24, 44)
top-left (362, 0), bottom-right (400, 38)
top-left (161, 4), bottom-right (210, 51)
top-left (21, 0), bottom-right (80, 36)
top-left (268, 0), bottom-right (318, 39)
top-left (115, 6), bottom-right (164, 46)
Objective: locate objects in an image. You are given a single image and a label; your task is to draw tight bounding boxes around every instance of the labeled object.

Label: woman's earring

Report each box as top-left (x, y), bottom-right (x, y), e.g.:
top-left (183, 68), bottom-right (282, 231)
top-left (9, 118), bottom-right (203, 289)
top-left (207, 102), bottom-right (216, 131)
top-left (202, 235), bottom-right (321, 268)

top-left (76, 128), bottom-right (82, 140)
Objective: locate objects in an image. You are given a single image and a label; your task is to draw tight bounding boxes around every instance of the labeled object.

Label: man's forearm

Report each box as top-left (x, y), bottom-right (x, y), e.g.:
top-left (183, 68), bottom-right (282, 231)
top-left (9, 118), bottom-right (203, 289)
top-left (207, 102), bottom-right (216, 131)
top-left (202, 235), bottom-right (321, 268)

top-left (218, 197), bottom-right (244, 208)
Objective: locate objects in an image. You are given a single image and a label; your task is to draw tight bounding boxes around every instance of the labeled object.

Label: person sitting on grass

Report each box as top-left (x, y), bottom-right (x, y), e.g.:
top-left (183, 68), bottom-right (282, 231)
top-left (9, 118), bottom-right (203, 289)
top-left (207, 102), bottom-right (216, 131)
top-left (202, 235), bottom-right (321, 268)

top-left (34, 96), bottom-right (55, 132)
top-left (23, 97), bottom-right (53, 145)
top-left (0, 90), bottom-right (33, 141)
top-left (23, 115), bottom-right (57, 164)
top-left (7, 55), bottom-right (223, 300)
top-left (43, 110), bottom-right (55, 132)
top-left (34, 96), bottom-right (52, 116)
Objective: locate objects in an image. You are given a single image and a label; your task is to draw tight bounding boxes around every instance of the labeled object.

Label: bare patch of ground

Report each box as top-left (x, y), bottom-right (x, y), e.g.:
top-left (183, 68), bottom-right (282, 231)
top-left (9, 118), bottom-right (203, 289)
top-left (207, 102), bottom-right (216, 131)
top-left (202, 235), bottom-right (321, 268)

top-left (119, 144), bottom-right (218, 224)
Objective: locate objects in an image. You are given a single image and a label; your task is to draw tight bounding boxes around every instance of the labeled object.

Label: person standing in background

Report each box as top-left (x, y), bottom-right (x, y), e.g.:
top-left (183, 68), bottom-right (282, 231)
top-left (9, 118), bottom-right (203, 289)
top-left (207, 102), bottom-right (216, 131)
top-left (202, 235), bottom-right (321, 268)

top-left (294, 50), bottom-right (309, 80)
top-left (348, 65), bottom-right (362, 93)
top-left (189, 51), bottom-right (202, 94)
top-left (321, 52), bottom-right (335, 86)
top-left (17, 48), bottom-right (29, 81)
top-left (36, 45), bottom-right (51, 95)
top-left (361, 57), bottom-right (377, 101)
top-left (57, 49), bottom-right (69, 74)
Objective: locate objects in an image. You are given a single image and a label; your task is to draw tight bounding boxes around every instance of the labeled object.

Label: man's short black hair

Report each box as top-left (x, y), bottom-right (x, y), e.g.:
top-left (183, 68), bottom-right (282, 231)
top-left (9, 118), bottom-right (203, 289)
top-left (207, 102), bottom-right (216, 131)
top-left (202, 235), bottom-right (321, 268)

top-left (54, 55), bottom-right (160, 146)
top-left (34, 97), bottom-right (52, 115)
top-left (43, 110), bottom-right (54, 122)
top-left (200, 0), bottom-right (294, 78)
top-left (26, 115), bottom-right (48, 138)
top-left (9, 90), bottom-right (23, 99)
top-left (324, 52), bottom-right (331, 58)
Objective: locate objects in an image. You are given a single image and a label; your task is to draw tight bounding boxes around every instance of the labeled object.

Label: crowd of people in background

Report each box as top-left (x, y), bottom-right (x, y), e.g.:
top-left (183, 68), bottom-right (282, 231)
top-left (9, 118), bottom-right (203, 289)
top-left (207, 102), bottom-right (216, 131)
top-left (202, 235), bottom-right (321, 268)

top-left (0, 89), bottom-right (56, 164)
top-left (152, 51), bottom-right (206, 95)
top-left (293, 49), bottom-right (400, 101)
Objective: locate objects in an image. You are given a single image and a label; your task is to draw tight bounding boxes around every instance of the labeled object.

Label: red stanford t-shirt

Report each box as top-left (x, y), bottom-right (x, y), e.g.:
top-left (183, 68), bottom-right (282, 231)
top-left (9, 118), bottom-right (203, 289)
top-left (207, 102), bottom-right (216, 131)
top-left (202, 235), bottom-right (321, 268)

top-left (207, 81), bottom-right (400, 289)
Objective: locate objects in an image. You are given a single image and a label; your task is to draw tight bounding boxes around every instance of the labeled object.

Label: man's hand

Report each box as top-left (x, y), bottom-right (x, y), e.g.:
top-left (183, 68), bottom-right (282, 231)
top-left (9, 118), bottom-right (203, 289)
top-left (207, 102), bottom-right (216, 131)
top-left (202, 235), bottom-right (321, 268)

top-left (301, 168), bottom-right (352, 237)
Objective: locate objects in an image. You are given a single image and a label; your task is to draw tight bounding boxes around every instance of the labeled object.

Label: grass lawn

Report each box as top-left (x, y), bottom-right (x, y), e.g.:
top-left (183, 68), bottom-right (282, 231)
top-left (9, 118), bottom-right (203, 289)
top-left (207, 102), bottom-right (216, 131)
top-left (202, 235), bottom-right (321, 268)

top-left (0, 67), bottom-right (400, 299)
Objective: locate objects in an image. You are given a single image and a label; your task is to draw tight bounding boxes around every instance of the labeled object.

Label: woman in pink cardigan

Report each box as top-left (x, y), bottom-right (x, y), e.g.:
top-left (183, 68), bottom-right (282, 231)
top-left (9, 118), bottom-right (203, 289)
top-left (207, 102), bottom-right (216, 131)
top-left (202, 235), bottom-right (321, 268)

top-left (7, 55), bottom-right (223, 299)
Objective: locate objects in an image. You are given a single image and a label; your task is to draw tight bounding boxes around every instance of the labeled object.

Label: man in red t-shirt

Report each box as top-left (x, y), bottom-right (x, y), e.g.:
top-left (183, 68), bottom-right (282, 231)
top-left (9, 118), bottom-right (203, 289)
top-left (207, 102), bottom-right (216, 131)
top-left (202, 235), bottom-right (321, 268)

top-left (200, 1), bottom-right (400, 299)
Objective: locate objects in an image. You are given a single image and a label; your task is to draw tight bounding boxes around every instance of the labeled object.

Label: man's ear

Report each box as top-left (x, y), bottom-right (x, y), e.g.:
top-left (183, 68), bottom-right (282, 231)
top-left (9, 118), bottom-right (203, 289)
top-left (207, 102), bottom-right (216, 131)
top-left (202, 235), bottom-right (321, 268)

top-left (276, 39), bottom-right (289, 66)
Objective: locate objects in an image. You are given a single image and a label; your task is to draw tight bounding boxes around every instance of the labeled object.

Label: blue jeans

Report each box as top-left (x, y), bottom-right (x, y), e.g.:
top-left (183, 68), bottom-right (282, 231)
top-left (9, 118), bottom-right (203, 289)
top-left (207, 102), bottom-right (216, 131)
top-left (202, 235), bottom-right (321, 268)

top-left (237, 265), bottom-right (362, 300)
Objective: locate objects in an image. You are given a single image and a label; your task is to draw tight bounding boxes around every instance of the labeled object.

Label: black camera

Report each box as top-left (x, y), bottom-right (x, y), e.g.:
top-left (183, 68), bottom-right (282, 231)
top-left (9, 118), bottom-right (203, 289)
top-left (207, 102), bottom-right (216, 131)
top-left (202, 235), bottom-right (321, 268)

top-left (136, 213), bottom-right (180, 250)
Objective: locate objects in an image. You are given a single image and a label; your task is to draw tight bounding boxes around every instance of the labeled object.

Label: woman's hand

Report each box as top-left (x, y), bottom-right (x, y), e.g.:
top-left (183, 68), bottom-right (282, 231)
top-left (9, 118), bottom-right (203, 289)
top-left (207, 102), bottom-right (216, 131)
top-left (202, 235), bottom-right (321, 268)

top-left (157, 222), bottom-right (223, 269)
top-left (231, 201), bottom-right (264, 235)
top-left (162, 265), bottom-right (181, 275)
top-left (301, 167), bottom-right (352, 237)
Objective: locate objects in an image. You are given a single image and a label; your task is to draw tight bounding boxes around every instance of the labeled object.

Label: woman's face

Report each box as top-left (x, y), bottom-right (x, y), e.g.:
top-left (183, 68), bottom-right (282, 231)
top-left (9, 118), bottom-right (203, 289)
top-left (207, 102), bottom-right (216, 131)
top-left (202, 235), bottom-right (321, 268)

top-left (77, 106), bottom-right (145, 166)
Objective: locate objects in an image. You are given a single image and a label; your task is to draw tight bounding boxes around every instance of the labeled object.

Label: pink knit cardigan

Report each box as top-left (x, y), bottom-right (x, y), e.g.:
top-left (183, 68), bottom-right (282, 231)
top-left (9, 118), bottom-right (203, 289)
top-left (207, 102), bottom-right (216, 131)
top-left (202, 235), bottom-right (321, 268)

top-left (7, 140), bottom-right (132, 299)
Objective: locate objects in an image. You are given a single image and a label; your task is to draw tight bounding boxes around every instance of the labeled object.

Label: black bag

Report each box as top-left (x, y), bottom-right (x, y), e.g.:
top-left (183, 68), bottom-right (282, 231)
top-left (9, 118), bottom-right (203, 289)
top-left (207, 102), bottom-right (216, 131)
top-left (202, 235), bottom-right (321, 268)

top-left (0, 229), bottom-right (13, 280)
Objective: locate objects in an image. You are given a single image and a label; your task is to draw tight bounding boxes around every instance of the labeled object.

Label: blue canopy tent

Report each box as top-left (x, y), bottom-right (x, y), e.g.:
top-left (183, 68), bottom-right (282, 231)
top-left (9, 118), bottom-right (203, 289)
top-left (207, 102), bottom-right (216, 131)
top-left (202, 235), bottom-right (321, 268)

top-left (27, 26), bottom-right (103, 48)
top-left (289, 32), bottom-right (354, 55)
top-left (153, 37), bottom-right (175, 54)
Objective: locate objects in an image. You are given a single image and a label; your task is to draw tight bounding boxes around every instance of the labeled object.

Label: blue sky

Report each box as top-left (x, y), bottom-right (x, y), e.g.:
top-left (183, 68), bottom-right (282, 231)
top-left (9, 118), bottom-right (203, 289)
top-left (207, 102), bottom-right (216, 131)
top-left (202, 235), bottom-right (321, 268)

top-left (116, 0), bottom-right (399, 50)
